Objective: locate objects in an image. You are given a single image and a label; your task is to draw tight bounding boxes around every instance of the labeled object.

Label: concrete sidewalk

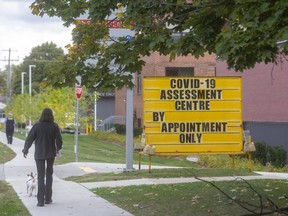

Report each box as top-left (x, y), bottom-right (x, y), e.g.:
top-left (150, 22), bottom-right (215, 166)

top-left (80, 171), bottom-right (288, 189)
top-left (0, 132), bottom-right (133, 216)
top-left (1, 131), bottom-right (288, 216)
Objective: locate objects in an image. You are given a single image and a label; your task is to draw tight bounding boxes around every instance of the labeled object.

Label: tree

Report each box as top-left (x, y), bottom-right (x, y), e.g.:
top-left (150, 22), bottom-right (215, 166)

top-left (5, 93), bottom-right (39, 126)
top-left (6, 86), bottom-right (94, 130)
top-left (12, 42), bottom-right (65, 95)
top-left (30, 0), bottom-right (288, 90)
top-left (38, 86), bottom-right (94, 129)
top-left (0, 70), bottom-right (6, 96)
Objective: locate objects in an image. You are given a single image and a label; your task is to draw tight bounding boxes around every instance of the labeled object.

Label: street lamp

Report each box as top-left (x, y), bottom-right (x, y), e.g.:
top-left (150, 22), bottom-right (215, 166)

top-left (21, 72), bottom-right (26, 94)
top-left (28, 65), bottom-right (35, 127)
top-left (29, 65), bottom-right (36, 96)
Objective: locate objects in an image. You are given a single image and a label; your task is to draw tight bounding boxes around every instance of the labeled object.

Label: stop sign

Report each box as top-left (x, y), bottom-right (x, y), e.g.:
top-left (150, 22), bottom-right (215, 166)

top-left (75, 85), bottom-right (82, 100)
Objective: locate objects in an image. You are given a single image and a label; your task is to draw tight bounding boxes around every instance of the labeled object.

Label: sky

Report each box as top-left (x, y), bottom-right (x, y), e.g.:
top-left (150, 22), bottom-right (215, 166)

top-left (0, 0), bottom-right (73, 70)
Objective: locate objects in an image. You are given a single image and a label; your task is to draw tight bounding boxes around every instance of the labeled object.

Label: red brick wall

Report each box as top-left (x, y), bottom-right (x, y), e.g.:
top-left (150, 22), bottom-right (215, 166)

top-left (115, 52), bottom-right (216, 127)
top-left (216, 59), bottom-right (288, 122)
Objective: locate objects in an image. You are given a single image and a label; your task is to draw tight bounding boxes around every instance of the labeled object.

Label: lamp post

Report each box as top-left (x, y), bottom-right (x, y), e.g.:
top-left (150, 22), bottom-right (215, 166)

top-left (29, 65), bottom-right (36, 96)
top-left (94, 92), bottom-right (97, 131)
top-left (21, 72), bottom-right (26, 94)
top-left (28, 65), bottom-right (36, 127)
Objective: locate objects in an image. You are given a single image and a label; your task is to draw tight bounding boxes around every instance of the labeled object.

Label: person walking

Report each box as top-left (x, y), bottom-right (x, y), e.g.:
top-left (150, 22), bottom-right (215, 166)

top-left (22, 108), bottom-right (63, 207)
top-left (4, 112), bottom-right (16, 144)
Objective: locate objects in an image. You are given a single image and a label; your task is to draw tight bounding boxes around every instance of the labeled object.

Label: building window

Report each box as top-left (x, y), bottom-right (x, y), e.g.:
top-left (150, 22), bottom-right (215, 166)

top-left (166, 67), bottom-right (194, 76)
top-left (137, 118), bottom-right (142, 128)
top-left (137, 72), bottom-right (142, 95)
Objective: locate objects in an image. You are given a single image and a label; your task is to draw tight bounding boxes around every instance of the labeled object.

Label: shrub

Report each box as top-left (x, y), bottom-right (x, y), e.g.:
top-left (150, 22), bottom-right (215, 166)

top-left (17, 122), bottom-right (26, 129)
top-left (115, 124), bottom-right (143, 137)
top-left (252, 142), bottom-right (287, 168)
top-left (267, 146), bottom-right (287, 168)
top-left (133, 127), bottom-right (143, 137)
top-left (92, 130), bottom-right (126, 144)
top-left (197, 155), bottom-right (263, 170)
top-left (115, 124), bottom-right (126, 135)
top-left (252, 142), bottom-right (268, 166)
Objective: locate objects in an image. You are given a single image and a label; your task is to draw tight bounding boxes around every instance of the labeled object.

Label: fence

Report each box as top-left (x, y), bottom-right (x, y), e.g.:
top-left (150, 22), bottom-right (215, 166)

top-left (98, 115), bottom-right (125, 131)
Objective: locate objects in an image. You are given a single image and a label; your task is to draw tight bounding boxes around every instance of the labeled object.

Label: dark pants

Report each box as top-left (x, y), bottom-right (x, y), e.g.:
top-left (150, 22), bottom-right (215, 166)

top-left (6, 129), bottom-right (14, 144)
top-left (35, 158), bottom-right (55, 204)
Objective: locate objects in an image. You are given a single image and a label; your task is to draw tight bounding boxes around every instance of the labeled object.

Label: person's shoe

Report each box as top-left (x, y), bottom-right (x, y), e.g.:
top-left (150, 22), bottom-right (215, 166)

top-left (37, 203), bottom-right (44, 207)
top-left (45, 199), bottom-right (53, 204)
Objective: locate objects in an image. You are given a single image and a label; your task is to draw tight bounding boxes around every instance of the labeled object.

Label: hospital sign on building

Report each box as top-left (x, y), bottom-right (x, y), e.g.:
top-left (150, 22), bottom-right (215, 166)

top-left (143, 76), bottom-right (243, 155)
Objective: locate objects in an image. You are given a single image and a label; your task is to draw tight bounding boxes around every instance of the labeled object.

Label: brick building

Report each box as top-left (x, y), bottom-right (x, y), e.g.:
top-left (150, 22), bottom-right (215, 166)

top-left (216, 59), bottom-right (288, 157)
top-left (115, 52), bottom-right (216, 128)
top-left (113, 51), bottom-right (288, 159)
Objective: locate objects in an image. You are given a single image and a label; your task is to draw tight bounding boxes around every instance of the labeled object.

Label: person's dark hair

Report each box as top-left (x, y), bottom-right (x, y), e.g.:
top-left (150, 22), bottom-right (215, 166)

top-left (39, 108), bottom-right (54, 123)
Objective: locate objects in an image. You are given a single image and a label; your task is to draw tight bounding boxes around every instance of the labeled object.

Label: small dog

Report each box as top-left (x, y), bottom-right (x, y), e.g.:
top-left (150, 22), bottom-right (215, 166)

top-left (26, 172), bottom-right (37, 197)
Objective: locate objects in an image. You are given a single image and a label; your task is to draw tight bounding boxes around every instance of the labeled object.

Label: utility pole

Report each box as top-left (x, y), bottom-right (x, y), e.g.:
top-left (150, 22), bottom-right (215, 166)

top-left (0, 48), bottom-right (19, 103)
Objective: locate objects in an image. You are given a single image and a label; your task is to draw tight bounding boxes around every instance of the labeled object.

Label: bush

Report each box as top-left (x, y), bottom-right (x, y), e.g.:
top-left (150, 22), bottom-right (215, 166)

top-left (92, 130), bottom-right (126, 144)
top-left (252, 142), bottom-right (287, 168)
top-left (115, 124), bottom-right (126, 135)
top-left (133, 127), bottom-right (143, 137)
top-left (197, 155), bottom-right (263, 170)
top-left (115, 124), bottom-right (143, 137)
top-left (267, 146), bottom-right (287, 168)
top-left (252, 142), bottom-right (268, 166)
top-left (17, 122), bottom-right (26, 129)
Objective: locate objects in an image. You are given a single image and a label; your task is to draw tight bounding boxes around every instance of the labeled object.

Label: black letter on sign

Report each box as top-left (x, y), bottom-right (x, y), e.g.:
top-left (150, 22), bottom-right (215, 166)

top-left (152, 112), bottom-right (165, 121)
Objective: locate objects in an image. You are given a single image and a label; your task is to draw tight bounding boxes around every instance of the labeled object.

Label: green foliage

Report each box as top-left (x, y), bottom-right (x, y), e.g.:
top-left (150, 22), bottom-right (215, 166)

top-left (115, 124), bottom-right (125, 135)
top-left (5, 93), bottom-right (40, 124)
top-left (252, 142), bottom-right (287, 168)
top-left (12, 42), bottom-right (65, 95)
top-left (0, 181), bottom-right (30, 216)
top-left (0, 143), bottom-right (16, 163)
top-left (94, 180), bottom-right (288, 216)
top-left (133, 127), bottom-right (143, 137)
top-left (267, 145), bottom-right (287, 168)
top-left (66, 168), bottom-right (254, 183)
top-left (5, 86), bottom-right (94, 129)
top-left (115, 124), bottom-right (143, 137)
top-left (30, 0), bottom-right (288, 90)
top-left (51, 131), bottom-right (195, 167)
top-left (0, 70), bottom-right (6, 96)
top-left (252, 142), bottom-right (268, 166)
top-left (197, 155), bottom-right (263, 170)
top-left (92, 130), bottom-right (126, 145)
top-left (198, 154), bottom-right (288, 172)
top-left (17, 122), bottom-right (26, 129)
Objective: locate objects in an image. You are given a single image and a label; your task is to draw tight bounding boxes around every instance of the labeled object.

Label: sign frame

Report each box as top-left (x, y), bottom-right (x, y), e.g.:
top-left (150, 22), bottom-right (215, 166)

top-left (143, 76), bottom-right (244, 155)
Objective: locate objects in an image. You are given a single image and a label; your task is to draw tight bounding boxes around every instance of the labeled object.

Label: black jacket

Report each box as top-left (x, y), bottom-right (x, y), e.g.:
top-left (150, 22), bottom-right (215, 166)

top-left (23, 122), bottom-right (63, 160)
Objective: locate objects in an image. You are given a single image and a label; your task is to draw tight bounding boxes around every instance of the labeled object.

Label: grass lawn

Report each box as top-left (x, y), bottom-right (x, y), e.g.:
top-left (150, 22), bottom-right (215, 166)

top-left (0, 143), bottom-right (15, 163)
top-left (93, 179), bottom-right (288, 216)
top-left (0, 181), bottom-right (30, 216)
top-left (52, 134), bottom-right (200, 168)
top-left (65, 167), bottom-right (257, 183)
top-left (14, 132), bottom-right (198, 167)
top-left (3, 131), bottom-right (287, 216)
top-left (0, 142), bottom-right (30, 216)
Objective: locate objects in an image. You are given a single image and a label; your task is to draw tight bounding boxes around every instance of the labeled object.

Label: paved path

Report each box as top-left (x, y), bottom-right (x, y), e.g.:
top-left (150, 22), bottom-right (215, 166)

top-left (0, 132), bottom-right (133, 216)
top-left (0, 131), bottom-right (288, 216)
top-left (80, 171), bottom-right (288, 189)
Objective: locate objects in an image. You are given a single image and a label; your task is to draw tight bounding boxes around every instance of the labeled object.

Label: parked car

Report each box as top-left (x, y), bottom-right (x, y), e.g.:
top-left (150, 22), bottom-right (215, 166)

top-left (61, 126), bottom-right (80, 134)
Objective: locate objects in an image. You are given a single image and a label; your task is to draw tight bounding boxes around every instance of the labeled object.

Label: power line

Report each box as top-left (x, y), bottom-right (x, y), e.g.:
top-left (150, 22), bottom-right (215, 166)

top-left (0, 48), bottom-right (19, 103)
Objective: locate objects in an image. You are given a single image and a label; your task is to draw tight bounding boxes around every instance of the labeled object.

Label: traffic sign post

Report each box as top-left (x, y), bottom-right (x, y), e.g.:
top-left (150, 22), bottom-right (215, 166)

top-left (75, 85), bottom-right (83, 100)
top-left (74, 85), bottom-right (82, 162)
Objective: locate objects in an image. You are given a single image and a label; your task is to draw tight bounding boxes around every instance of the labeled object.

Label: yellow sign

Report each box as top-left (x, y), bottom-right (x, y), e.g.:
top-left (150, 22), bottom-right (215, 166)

top-left (143, 76), bottom-right (243, 155)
